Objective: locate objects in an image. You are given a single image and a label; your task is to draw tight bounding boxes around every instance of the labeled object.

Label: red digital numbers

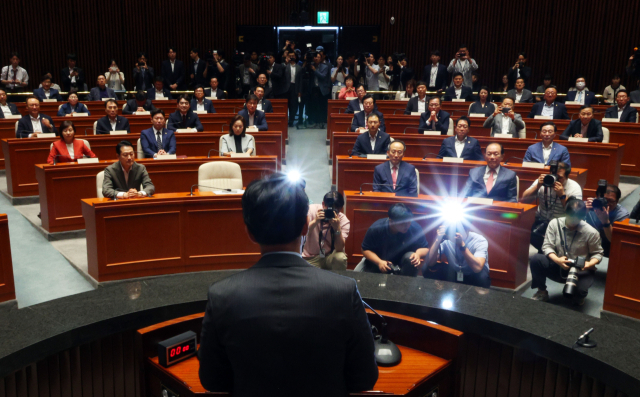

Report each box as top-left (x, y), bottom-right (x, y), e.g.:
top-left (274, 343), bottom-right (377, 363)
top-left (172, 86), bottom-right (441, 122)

top-left (170, 349), bottom-right (175, 357)
top-left (184, 344), bottom-right (189, 351)
top-left (169, 342), bottom-right (193, 361)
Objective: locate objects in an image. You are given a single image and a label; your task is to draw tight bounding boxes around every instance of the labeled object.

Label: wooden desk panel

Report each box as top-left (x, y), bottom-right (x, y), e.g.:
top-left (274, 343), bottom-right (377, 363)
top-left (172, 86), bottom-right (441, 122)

top-left (36, 156), bottom-right (277, 233)
top-left (82, 193), bottom-right (260, 282)
top-left (2, 132), bottom-right (281, 197)
top-left (335, 156), bottom-right (588, 199)
top-left (603, 220), bottom-right (640, 320)
top-left (343, 191), bottom-right (538, 289)
top-left (0, 214), bottom-right (15, 303)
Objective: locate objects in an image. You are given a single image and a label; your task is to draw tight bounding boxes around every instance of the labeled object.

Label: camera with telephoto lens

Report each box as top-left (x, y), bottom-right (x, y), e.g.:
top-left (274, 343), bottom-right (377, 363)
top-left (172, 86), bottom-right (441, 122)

top-left (542, 160), bottom-right (559, 188)
top-left (591, 179), bottom-right (608, 211)
top-left (562, 256), bottom-right (586, 298)
top-left (322, 197), bottom-right (335, 221)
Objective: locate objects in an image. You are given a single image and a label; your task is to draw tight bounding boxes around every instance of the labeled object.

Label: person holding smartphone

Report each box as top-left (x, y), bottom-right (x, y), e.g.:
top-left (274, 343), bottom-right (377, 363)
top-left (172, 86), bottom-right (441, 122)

top-left (105, 59), bottom-right (125, 91)
top-left (133, 52), bottom-right (154, 91)
top-left (482, 97), bottom-right (525, 138)
top-left (447, 44), bottom-right (478, 88)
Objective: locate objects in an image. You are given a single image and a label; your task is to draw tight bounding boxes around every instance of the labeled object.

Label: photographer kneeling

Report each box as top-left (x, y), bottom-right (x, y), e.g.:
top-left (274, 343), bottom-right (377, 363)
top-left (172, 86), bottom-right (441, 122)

top-left (302, 192), bottom-right (350, 270)
top-left (530, 198), bottom-right (603, 305)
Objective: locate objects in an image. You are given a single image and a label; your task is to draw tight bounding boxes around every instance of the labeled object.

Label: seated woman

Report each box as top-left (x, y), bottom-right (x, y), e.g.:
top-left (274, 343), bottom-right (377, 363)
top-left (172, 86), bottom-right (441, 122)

top-left (395, 79), bottom-right (418, 100)
top-left (219, 115), bottom-right (255, 156)
top-left (338, 75), bottom-right (358, 99)
top-left (47, 121), bottom-right (96, 164)
top-left (468, 86), bottom-right (495, 116)
top-left (57, 90), bottom-right (90, 117)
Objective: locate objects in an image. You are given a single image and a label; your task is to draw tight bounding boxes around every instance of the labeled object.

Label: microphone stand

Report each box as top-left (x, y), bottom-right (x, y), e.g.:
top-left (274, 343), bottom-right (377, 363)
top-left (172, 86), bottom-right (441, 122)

top-left (207, 148), bottom-right (222, 158)
top-left (189, 184), bottom-right (232, 196)
top-left (358, 183), bottom-right (398, 195)
top-left (503, 156), bottom-right (524, 165)
top-left (422, 152), bottom-right (439, 160)
top-left (361, 300), bottom-right (402, 366)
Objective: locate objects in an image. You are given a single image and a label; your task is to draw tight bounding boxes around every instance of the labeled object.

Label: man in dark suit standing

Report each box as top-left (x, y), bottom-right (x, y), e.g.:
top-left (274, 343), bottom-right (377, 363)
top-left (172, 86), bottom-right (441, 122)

top-left (102, 140), bottom-right (155, 199)
top-left (604, 90), bottom-right (637, 122)
top-left (419, 97), bottom-right (450, 134)
top-left (133, 52), bottom-right (154, 91)
top-left (270, 53), bottom-right (290, 99)
top-left (161, 48), bottom-right (186, 91)
top-left (189, 48), bottom-right (208, 89)
top-left (373, 140), bottom-right (418, 197)
top-left (286, 53), bottom-right (302, 126)
top-left (16, 96), bottom-right (57, 138)
top-left (423, 50), bottom-right (448, 93)
top-left (527, 87), bottom-right (569, 119)
top-left (198, 172), bottom-right (378, 396)
top-left (437, 116), bottom-right (483, 160)
top-left (351, 113), bottom-right (390, 156)
top-left (96, 99), bottom-right (131, 134)
top-left (507, 52), bottom-right (532, 90)
top-left (461, 142), bottom-right (518, 202)
top-left (60, 53), bottom-right (86, 92)
top-left (307, 48), bottom-right (332, 128)
top-left (560, 106), bottom-right (603, 142)
top-left (140, 109), bottom-right (176, 158)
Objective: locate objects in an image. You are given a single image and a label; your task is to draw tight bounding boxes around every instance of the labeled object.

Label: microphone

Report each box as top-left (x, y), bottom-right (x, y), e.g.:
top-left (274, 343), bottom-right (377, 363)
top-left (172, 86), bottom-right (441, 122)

top-left (361, 299), bottom-right (402, 366)
top-left (221, 123), bottom-right (229, 132)
top-left (422, 152), bottom-right (439, 160)
top-left (403, 126), bottom-right (422, 134)
top-left (348, 149), bottom-right (354, 158)
top-left (207, 148), bottom-right (223, 158)
top-left (575, 327), bottom-right (597, 348)
top-left (190, 184), bottom-right (232, 196)
top-left (359, 182), bottom-right (398, 195)
top-left (503, 156), bottom-right (523, 165)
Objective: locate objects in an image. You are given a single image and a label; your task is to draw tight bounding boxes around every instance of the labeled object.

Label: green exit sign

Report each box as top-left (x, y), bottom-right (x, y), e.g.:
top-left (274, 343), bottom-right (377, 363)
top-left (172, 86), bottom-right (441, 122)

top-left (317, 11), bottom-right (329, 24)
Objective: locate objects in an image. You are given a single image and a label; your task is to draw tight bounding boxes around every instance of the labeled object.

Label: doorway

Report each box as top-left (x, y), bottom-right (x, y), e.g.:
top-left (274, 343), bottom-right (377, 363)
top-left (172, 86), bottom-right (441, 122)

top-left (277, 26), bottom-right (339, 63)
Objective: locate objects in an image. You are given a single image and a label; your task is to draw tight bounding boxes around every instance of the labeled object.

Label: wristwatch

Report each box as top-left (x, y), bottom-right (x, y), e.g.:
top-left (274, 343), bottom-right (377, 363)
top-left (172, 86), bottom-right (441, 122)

top-left (559, 194), bottom-right (567, 200)
top-left (334, 229), bottom-right (341, 235)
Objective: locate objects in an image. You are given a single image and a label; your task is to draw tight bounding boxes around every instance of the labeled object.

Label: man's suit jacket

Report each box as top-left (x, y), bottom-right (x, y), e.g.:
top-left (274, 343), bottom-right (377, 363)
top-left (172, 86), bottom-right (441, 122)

top-left (352, 130), bottom-right (391, 156)
top-left (237, 63), bottom-right (258, 87)
top-left (403, 96), bottom-right (430, 114)
top-left (33, 87), bottom-right (63, 101)
top-left (604, 104), bottom-right (638, 123)
top-left (631, 90), bottom-right (640, 104)
top-left (60, 67), bottom-right (86, 91)
top-left (140, 127), bottom-right (176, 158)
top-left (16, 114), bottom-right (57, 138)
top-left (47, 139), bottom-right (95, 164)
top-left (461, 166), bottom-right (518, 202)
top-left (0, 102), bottom-right (19, 118)
top-left (566, 90), bottom-right (597, 106)
top-left (189, 58), bottom-right (208, 88)
top-left (419, 110), bottom-right (450, 135)
top-left (270, 63), bottom-right (290, 96)
top-left (132, 66), bottom-right (155, 90)
top-left (204, 88), bottom-right (225, 99)
top-left (238, 108), bottom-right (268, 131)
top-left (506, 89), bottom-right (534, 103)
top-left (123, 99), bottom-right (157, 115)
top-left (314, 61), bottom-right (332, 96)
top-left (351, 110), bottom-right (385, 132)
top-left (167, 110), bottom-right (203, 131)
top-left (483, 113), bottom-right (525, 138)
top-left (443, 86), bottom-right (473, 102)
top-left (161, 59), bottom-right (186, 90)
top-left (87, 87), bottom-right (116, 101)
top-left (437, 136), bottom-right (483, 160)
top-left (422, 64), bottom-right (448, 90)
top-left (507, 66), bottom-right (532, 90)
top-left (523, 141), bottom-right (571, 166)
top-left (346, 98), bottom-right (378, 114)
top-left (198, 253), bottom-right (378, 396)
top-left (57, 102), bottom-right (90, 116)
top-left (527, 101), bottom-right (570, 119)
top-left (399, 67), bottom-right (415, 89)
top-left (243, 98), bottom-right (273, 113)
top-left (373, 161), bottom-right (418, 197)
top-left (288, 63), bottom-right (303, 94)
top-left (146, 87), bottom-right (173, 100)
top-left (101, 161), bottom-right (155, 198)
top-left (190, 98), bottom-right (216, 113)
top-left (560, 119), bottom-right (603, 142)
top-left (96, 115), bottom-right (130, 134)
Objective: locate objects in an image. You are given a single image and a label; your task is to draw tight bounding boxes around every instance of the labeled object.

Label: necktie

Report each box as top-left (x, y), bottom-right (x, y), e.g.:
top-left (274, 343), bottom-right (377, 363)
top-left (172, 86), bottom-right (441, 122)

top-left (392, 166), bottom-right (398, 189)
top-left (577, 91), bottom-right (583, 103)
top-left (486, 170), bottom-right (495, 193)
top-left (182, 115), bottom-right (187, 128)
top-left (156, 131), bottom-right (162, 151)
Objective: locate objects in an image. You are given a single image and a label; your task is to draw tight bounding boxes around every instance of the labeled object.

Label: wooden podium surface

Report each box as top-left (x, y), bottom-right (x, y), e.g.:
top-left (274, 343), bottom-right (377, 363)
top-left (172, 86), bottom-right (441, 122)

top-left (603, 219), bottom-right (640, 320)
top-left (2, 132), bottom-right (282, 197)
top-left (343, 191), bottom-right (537, 289)
top-left (335, 156), bottom-right (588, 199)
top-left (0, 214), bottom-right (15, 303)
top-left (36, 156), bottom-right (277, 233)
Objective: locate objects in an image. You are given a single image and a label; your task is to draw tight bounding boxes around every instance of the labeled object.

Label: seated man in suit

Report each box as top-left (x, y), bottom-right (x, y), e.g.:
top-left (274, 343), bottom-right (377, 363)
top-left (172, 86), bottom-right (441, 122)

top-left (373, 140), bottom-right (418, 197)
top-left (198, 173), bottom-right (378, 395)
top-left (102, 140), bottom-right (155, 199)
top-left (461, 142), bottom-right (518, 202)
top-left (140, 109), bottom-right (176, 158)
top-left (483, 97), bottom-right (525, 137)
top-left (87, 75), bottom-right (116, 101)
top-left (560, 105), bottom-right (603, 142)
top-left (123, 91), bottom-right (158, 115)
top-left (57, 89), bottom-right (90, 116)
top-left (506, 78), bottom-right (533, 103)
top-left (191, 86), bottom-right (216, 113)
top-left (205, 77), bottom-right (225, 99)
top-left (238, 94), bottom-right (268, 131)
top-left (16, 96), bottom-right (57, 138)
top-left (604, 90), bottom-right (638, 122)
top-left (351, 95), bottom-right (385, 132)
top-left (253, 73), bottom-right (273, 99)
top-left (146, 76), bottom-right (173, 100)
top-left (0, 89), bottom-right (21, 118)
top-left (33, 75), bottom-right (63, 101)
top-left (437, 116), bottom-right (483, 160)
top-left (566, 77), bottom-right (597, 105)
top-left (419, 97), bottom-right (450, 134)
top-left (253, 85), bottom-right (273, 113)
top-left (168, 95), bottom-right (204, 131)
top-left (423, 50), bottom-right (448, 93)
top-left (523, 122), bottom-right (571, 166)
top-left (527, 86), bottom-right (569, 119)
top-left (96, 99), bottom-right (130, 134)
top-left (444, 72), bottom-right (473, 101)
top-left (403, 81), bottom-right (430, 114)
top-left (345, 85), bottom-right (371, 113)
top-left (351, 113), bottom-right (390, 156)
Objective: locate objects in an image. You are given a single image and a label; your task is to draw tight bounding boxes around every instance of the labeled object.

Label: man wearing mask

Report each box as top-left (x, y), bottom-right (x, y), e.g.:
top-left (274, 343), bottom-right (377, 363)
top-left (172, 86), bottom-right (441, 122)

top-left (350, 95), bottom-right (385, 133)
top-left (528, 87), bottom-right (570, 119)
top-left (447, 45), bottom-right (478, 88)
top-left (566, 77), bottom-right (596, 105)
top-left (437, 116), bottom-right (483, 161)
top-left (585, 184), bottom-right (629, 258)
top-left (351, 113), bottom-right (390, 156)
top-left (604, 90), bottom-right (637, 122)
top-left (560, 105), bottom-right (603, 142)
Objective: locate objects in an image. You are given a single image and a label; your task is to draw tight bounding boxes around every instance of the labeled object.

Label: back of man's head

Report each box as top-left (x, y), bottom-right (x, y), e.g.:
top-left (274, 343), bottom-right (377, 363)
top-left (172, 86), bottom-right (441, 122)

top-left (242, 173), bottom-right (309, 245)
top-left (565, 198), bottom-right (587, 219)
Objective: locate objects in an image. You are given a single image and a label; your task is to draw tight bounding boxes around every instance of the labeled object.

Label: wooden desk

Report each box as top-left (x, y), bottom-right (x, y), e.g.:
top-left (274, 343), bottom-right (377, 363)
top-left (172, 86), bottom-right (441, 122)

top-left (36, 156), bottom-right (277, 233)
top-left (138, 311), bottom-right (462, 396)
top-left (2, 132), bottom-right (282, 197)
top-left (603, 219), bottom-right (640, 320)
top-left (343, 191), bottom-right (537, 289)
top-left (331, 133), bottom-right (622, 197)
top-left (0, 214), bottom-right (15, 303)
top-left (335, 156), bottom-right (588, 199)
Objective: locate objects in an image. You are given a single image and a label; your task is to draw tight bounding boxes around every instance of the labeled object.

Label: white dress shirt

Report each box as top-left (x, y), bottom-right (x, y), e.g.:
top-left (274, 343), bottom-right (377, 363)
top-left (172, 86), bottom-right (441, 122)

top-left (618, 107), bottom-right (625, 119)
top-left (429, 64), bottom-right (438, 87)
top-left (369, 133), bottom-right (377, 150)
top-left (0, 104), bottom-right (11, 116)
top-left (575, 90), bottom-right (585, 104)
top-left (515, 91), bottom-right (523, 103)
top-left (66, 143), bottom-right (75, 160)
top-left (501, 116), bottom-right (511, 133)
top-left (155, 91), bottom-right (165, 99)
top-left (171, 60), bottom-right (175, 72)
top-left (417, 97), bottom-right (426, 113)
top-left (454, 137), bottom-right (466, 157)
top-left (290, 64), bottom-right (296, 83)
top-left (257, 102), bottom-right (263, 111)
top-left (2, 66), bottom-right (29, 88)
top-left (542, 143), bottom-right (553, 164)
top-left (542, 103), bottom-right (555, 117)
top-left (109, 117), bottom-right (117, 131)
top-left (69, 68), bottom-right (76, 83)
top-left (196, 101), bottom-right (205, 111)
top-left (455, 87), bottom-right (462, 99)
top-left (483, 165), bottom-right (500, 184)
top-left (30, 115), bottom-right (42, 134)
top-left (43, 90), bottom-right (51, 99)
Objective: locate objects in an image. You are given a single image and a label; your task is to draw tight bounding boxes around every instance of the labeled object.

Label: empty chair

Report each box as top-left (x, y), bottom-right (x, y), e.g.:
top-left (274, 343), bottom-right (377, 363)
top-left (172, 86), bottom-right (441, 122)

top-left (136, 138), bottom-right (144, 159)
top-left (415, 168), bottom-right (420, 196)
top-left (197, 162), bottom-right (243, 191)
top-left (96, 171), bottom-right (105, 198)
top-left (602, 127), bottom-right (610, 143)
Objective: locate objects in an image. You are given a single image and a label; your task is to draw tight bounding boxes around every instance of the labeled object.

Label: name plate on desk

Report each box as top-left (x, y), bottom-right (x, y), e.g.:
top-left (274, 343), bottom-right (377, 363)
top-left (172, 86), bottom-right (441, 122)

top-left (353, 110), bottom-right (361, 114)
top-left (194, 110), bottom-right (207, 114)
top-left (410, 112), bottom-right (422, 116)
top-left (36, 133), bottom-right (56, 138)
top-left (367, 154), bottom-right (387, 160)
top-left (442, 157), bottom-right (463, 163)
top-left (246, 126), bottom-right (259, 132)
top-left (399, 97), bottom-right (411, 101)
top-left (77, 158), bottom-right (99, 164)
top-left (156, 154), bottom-right (177, 160)
top-left (3, 115), bottom-right (21, 119)
top-left (101, 98), bottom-right (112, 101)
top-left (423, 131), bottom-right (441, 136)
top-left (176, 128), bottom-right (196, 133)
top-left (134, 111), bottom-right (150, 115)
top-left (564, 101), bottom-right (579, 105)
top-left (206, 97), bottom-right (218, 100)
top-left (469, 113), bottom-right (486, 118)
top-left (452, 99), bottom-right (466, 102)
top-left (110, 130), bottom-right (128, 135)
top-left (602, 118), bottom-right (619, 123)
top-left (42, 99), bottom-right (57, 102)
top-left (534, 115), bottom-right (553, 120)
top-left (569, 137), bottom-right (589, 142)
top-left (213, 189), bottom-right (245, 195)
top-left (72, 113), bottom-right (89, 117)
top-left (522, 161), bottom-right (545, 169)
top-left (466, 197), bottom-right (494, 205)
top-left (155, 98), bottom-right (170, 101)
top-left (229, 152), bottom-right (250, 158)
top-left (630, 103), bottom-right (640, 108)
top-left (494, 133), bottom-right (512, 139)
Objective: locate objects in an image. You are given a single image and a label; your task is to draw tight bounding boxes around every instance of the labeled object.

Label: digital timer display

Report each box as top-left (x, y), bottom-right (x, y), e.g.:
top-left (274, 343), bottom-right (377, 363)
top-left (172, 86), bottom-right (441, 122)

top-left (158, 330), bottom-right (198, 367)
